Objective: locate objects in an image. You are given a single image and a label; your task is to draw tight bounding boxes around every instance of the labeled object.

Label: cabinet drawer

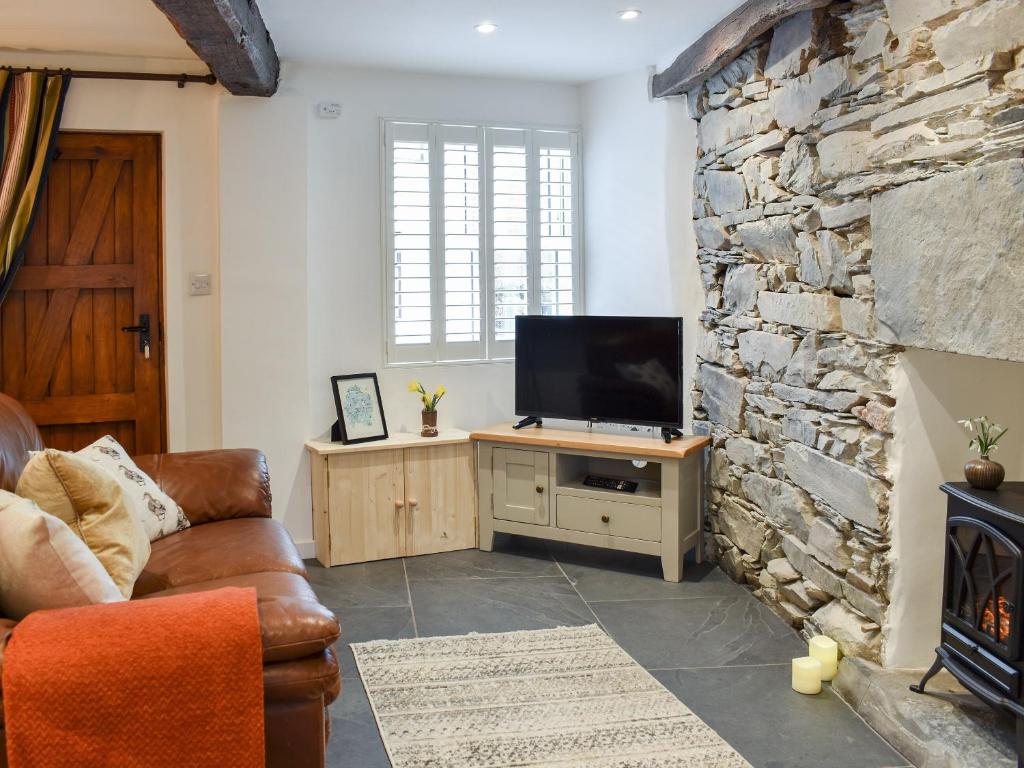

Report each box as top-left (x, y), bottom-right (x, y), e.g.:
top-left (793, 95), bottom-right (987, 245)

top-left (555, 495), bottom-right (661, 542)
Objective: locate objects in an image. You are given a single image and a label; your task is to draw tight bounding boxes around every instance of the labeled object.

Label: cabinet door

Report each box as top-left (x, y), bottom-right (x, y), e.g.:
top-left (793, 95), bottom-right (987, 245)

top-left (404, 443), bottom-right (477, 556)
top-left (326, 449), bottom-right (406, 564)
top-left (493, 448), bottom-right (549, 525)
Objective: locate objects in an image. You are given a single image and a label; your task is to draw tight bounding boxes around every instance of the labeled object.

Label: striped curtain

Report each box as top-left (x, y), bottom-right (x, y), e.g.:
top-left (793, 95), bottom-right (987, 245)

top-left (0, 72), bottom-right (71, 305)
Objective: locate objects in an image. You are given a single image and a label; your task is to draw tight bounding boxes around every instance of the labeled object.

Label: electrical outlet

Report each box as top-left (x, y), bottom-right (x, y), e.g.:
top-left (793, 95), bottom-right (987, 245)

top-left (317, 102), bottom-right (342, 119)
top-left (189, 272), bottom-right (212, 296)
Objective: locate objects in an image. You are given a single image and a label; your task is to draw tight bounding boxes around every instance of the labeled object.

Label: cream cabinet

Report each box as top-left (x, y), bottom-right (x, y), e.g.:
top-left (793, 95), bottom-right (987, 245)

top-left (473, 423), bottom-right (710, 582)
top-left (306, 431), bottom-right (477, 567)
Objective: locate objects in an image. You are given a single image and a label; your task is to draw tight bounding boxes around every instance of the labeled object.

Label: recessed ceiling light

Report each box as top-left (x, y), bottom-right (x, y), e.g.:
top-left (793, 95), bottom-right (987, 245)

top-left (618, 9), bottom-right (642, 20)
top-left (475, 22), bottom-right (498, 34)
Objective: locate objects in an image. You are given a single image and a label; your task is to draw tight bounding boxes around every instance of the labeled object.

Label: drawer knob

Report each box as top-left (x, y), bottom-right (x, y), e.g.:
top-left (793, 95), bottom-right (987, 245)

top-left (536, 485), bottom-right (544, 494)
top-left (601, 514), bottom-right (610, 524)
top-left (394, 500), bottom-right (405, 510)
top-left (408, 498), bottom-right (419, 508)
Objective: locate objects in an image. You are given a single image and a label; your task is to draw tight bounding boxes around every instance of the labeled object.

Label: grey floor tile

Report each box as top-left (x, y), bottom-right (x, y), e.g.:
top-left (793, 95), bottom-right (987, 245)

top-left (404, 535), bottom-right (560, 580)
top-left (551, 543), bottom-right (742, 602)
top-left (590, 594), bottom-right (806, 669)
top-left (335, 604), bottom-right (416, 679)
top-left (654, 665), bottom-right (909, 768)
top-left (326, 677), bottom-right (390, 768)
top-left (306, 558), bottom-right (410, 609)
top-left (409, 576), bottom-right (596, 637)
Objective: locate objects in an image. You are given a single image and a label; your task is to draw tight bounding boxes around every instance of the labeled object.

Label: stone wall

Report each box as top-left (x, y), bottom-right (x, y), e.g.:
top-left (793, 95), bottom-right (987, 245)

top-left (687, 0), bottom-right (1024, 661)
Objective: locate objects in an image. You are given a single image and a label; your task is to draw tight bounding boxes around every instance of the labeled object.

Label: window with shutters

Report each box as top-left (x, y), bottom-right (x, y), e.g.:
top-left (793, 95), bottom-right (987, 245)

top-left (384, 120), bottom-right (581, 364)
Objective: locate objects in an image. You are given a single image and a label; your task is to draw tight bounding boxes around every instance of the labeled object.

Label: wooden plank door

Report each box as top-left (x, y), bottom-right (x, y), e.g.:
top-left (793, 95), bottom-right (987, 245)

top-left (493, 448), bottom-right (549, 525)
top-left (0, 132), bottom-right (164, 454)
top-left (404, 443), bottom-right (477, 556)
top-left (326, 450), bottom-right (406, 565)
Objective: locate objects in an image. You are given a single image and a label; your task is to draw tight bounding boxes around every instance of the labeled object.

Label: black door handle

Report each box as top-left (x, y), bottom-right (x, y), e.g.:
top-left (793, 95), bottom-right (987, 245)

top-left (121, 314), bottom-right (151, 358)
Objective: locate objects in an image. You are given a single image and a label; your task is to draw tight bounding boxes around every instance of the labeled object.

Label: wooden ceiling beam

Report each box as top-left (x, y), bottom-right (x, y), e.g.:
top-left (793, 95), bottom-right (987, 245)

top-left (150, 0), bottom-right (280, 97)
top-left (652, 0), bottom-right (834, 99)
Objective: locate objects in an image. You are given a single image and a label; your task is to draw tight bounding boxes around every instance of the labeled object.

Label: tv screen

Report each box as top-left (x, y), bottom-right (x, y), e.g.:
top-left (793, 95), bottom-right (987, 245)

top-left (515, 315), bottom-right (683, 428)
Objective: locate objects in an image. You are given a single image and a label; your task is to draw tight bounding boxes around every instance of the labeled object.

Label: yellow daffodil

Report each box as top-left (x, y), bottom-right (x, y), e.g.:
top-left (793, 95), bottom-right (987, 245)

top-left (435, 385), bottom-right (446, 398)
top-left (408, 380), bottom-right (422, 393)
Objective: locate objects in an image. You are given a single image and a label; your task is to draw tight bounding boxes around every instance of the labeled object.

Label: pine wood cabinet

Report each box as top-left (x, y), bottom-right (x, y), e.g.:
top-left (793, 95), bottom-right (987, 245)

top-left (307, 431), bottom-right (477, 567)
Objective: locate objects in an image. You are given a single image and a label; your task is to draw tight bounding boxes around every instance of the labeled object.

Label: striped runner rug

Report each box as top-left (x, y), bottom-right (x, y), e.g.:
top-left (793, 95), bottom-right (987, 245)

top-left (351, 624), bottom-right (751, 767)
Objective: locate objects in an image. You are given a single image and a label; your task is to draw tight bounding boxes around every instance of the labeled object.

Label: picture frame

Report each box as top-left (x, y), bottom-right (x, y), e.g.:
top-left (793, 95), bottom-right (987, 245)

top-left (331, 373), bottom-right (389, 445)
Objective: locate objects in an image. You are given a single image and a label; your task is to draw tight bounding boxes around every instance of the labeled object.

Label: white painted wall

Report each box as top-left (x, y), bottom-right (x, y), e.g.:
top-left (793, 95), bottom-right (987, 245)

top-left (581, 68), bottom-right (700, 428)
top-left (1, 51), bottom-right (222, 453)
top-left (886, 348), bottom-right (1024, 667)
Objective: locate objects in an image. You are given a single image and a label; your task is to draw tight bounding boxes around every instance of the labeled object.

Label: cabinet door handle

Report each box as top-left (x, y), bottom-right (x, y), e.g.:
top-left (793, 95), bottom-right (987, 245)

top-left (394, 500), bottom-right (405, 510)
top-left (408, 498), bottom-right (419, 508)
top-left (536, 485), bottom-right (544, 494)
top-left (601, 514), bottom-right (610, 523)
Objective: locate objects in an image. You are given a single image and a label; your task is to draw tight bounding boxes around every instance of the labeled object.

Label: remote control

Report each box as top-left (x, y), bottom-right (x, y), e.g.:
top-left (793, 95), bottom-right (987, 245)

top-left (583, 475), bottom-right (639, 493)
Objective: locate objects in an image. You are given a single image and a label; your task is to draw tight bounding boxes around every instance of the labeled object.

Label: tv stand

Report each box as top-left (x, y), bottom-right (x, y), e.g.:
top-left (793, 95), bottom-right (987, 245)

top-left (471, 423), bottom-right (710, 582)
top-left (661, 427), bottom-right (683, 444)
top-left (513, 415), bottom-right (543, 430)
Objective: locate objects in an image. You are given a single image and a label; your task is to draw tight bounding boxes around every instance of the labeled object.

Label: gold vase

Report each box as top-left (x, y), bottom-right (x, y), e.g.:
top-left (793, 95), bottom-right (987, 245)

top-left (964, 456), bottom-right (1005, 490)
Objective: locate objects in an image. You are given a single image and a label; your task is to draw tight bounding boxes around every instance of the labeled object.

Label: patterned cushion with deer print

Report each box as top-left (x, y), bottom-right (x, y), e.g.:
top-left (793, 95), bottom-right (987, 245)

top-left (78, 436), bottom-right (190, 542)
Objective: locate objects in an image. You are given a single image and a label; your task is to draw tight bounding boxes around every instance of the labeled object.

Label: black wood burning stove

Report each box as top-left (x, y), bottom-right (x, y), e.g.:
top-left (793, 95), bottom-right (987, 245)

top-left (913, 482), bottom-right (1024, 766)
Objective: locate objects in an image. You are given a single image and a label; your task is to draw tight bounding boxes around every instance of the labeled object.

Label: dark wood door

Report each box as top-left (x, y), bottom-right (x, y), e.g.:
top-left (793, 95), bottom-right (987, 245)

top-left (0, 132), bottom-right (165, 454)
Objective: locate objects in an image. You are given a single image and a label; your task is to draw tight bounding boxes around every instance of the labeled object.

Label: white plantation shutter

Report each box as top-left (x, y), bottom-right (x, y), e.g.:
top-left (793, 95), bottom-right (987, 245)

top-left (386, 121), bottom-right (434, 362)
top-left (537, 131), bottom-right (578, 317)
top-left (384, 120), bottom-right (580, 363)
top-left (487, 128), bottom-right (530, 358)
top-left (440, 125), bottom-right (484, 360)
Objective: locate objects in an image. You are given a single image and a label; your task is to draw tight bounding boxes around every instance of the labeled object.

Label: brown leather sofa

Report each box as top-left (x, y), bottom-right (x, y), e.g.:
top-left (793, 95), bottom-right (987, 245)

top-left (0, 394), bottom-right (341, 767)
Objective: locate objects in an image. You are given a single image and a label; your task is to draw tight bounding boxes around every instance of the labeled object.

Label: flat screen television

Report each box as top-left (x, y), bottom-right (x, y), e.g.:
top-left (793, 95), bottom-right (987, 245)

top-left (515, 315), bottom-right (683, 429)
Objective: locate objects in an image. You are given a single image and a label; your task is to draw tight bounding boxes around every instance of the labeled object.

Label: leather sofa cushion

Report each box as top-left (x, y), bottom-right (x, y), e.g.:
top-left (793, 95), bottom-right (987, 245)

top-left (135, 518), bottom-right (307, 597)
top-left (140, 572), bottom-right (339, 664)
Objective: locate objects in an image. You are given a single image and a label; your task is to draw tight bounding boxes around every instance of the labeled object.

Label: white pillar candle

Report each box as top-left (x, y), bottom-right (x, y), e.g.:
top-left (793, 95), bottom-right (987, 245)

top-left (809, 635), bottom-right (839, 681)
top-left (791, 656), bottom-right (822, 695)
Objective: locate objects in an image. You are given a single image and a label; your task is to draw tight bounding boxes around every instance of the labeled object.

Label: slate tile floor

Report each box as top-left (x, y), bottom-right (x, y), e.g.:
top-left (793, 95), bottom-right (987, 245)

top-left (307, 535), bottom-right (912, 768)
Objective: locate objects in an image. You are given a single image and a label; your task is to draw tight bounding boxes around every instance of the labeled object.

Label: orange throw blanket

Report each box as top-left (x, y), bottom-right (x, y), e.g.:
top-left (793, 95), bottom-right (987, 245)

top-left (3, 587), bottom-right (264, 768)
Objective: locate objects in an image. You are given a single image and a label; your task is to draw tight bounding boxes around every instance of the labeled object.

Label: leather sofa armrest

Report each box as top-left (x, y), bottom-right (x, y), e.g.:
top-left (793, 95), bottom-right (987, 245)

top-left (134, 449), bottom-right (272, 526)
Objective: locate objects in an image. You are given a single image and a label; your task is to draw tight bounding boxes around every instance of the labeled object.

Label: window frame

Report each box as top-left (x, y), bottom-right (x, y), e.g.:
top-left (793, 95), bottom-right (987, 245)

top-left (381, 117), bottom-right (584, 367)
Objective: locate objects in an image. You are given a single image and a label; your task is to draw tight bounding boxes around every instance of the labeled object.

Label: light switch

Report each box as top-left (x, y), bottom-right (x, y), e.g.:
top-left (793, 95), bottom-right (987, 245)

top-left (189, 272), bottom-right (212, 296)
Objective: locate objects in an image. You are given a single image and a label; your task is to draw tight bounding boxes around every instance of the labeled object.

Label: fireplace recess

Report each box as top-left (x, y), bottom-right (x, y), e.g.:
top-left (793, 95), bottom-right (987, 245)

top-left (912, 482), bottom-right (1024, 767)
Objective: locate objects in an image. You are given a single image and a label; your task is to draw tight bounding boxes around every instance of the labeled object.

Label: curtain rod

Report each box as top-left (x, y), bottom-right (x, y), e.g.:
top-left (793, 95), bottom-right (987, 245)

top-left (0, 66), bottom-right (217, 88)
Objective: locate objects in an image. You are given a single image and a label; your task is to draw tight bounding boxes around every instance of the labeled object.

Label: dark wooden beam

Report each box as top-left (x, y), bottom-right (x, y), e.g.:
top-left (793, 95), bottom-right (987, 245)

top-left (652, 0), bottom-right (834, 99)
top-left (150, 0), bottom-right (280, 97)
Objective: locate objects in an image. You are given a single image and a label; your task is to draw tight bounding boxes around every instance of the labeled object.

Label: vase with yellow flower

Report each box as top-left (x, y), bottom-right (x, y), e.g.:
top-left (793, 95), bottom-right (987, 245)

top-left (409, 381), bottom-right (446, 437)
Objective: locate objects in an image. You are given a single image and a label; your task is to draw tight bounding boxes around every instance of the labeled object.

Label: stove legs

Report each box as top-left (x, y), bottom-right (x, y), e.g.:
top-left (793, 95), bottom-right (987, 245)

top-left (909, 653), bottom-right (944, 694)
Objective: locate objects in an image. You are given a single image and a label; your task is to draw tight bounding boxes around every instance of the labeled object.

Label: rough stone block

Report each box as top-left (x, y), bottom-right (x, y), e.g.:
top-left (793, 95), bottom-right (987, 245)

top-left (870, 79), bottom-right (991, 133)
top-left (852, 20), bottom-right (889, 64)
top-left (806, 517), bottom-right (853, 572)
top-left (700, 364), bottom-right (749, 432)
top-left (812, 600), bottom-right (881, 661)
top-left (817, 131), bottom-right (873, 178)
top-left (872, 159), bottom-right (1024, 361)
top-left (820, 199), bottom-right (870, 228)
top-left (765, 10), bottom-right (817, 81)
top-left (777, 135), bottom-right (822, 196)
top-left (742, 473), bottom-right (815, 536)
top-left (769, 56), bottom-right (850, 131)
top-left (699, 100), bottom-right (776, 152)
top-left (767, 557), bottom-right (801, 583)
top-left (840, 298), bottom-right (873, 338)
top-left (774, 382), bottom-right (865, 411)
top-left (719, 496), bottom-right (769, 557)
top-left (784, 443), bottom-right (887, 530)
top-left (737, 216), bottom-right (798, 262)
top-left (738, 330), bottom-right (798, 381)
top-left (932, 0), bottom-right (1024, 70)
top-left (757, 291), bottom-right (842, 332)
top-left (884, 0), bottom-right (983, 34)
top-left (726, 436), bottom-right (773, 473)
top-left (722, 264), bottom-right (760, 313)
top-left (781, 579), bottom-right (827, 611)
top-left (706, 170), bottom-right (748, 215)
top-left (694, 217), bottom-right (731, 250)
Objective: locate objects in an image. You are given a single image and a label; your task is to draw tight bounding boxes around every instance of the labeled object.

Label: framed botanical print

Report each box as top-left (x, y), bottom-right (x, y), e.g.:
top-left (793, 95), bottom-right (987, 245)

top-left (331, 373), bottom-right (388, 444)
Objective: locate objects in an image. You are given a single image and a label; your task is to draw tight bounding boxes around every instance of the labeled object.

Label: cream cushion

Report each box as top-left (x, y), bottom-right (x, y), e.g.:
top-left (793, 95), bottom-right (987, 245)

top-left (17, 449), bottom-right (150, 598)
top-left (0, 490), bottom-right (124, 619)
top-left (78, 435), bottom-right (189, 541)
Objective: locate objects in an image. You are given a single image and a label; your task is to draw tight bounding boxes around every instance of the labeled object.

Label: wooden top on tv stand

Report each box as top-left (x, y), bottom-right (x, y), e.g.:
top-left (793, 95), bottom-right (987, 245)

top-left (470, 423), bottom-right (709, 460)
